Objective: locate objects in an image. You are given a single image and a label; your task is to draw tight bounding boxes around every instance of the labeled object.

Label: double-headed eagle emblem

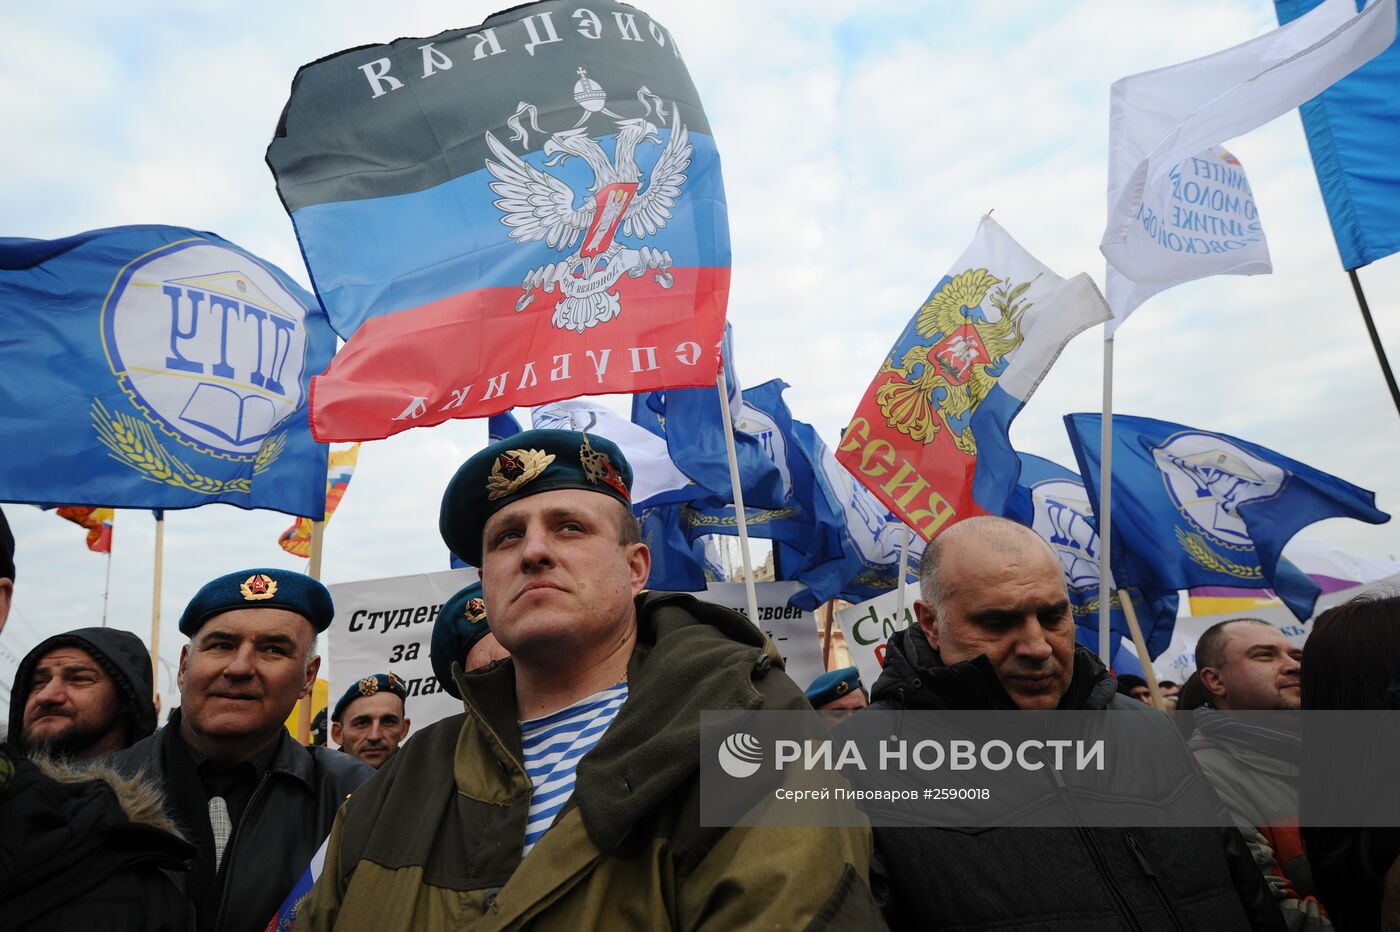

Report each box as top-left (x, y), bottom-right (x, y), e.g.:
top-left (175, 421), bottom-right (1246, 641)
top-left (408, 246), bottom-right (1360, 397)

top-left (485, 69), bottom-right (692, 333)
top-left (876, 269), bottom-right (1033, 455)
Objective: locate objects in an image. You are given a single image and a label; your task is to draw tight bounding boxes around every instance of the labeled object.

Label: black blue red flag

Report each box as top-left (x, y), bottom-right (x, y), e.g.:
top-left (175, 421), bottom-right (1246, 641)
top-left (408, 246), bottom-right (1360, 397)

top-left (267, 0), bottom-right (729, 441)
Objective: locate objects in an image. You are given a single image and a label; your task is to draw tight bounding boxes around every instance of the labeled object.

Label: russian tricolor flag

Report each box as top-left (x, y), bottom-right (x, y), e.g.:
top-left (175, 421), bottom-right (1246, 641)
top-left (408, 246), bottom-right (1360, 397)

top-left (268, 0), bottom-right (729, 442)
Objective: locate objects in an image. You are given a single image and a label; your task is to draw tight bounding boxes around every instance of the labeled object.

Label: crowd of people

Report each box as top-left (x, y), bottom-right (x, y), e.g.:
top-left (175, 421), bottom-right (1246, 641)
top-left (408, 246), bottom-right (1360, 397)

top-left (1, 428), bottom-right (1398, 930)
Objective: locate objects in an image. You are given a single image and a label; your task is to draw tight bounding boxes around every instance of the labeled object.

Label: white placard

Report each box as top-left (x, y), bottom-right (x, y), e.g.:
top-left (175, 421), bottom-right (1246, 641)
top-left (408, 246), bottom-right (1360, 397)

top-left (834, 588), bottom-right (917, 693)
top-left (702, 581), bottom-right (825, 691)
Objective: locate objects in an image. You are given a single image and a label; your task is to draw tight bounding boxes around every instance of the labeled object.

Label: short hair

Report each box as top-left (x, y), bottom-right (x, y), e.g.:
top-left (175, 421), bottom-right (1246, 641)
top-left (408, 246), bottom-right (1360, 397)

top-left (614, 499), bottom-right (642, 547)
top-left (917, 516), bottom-right (1057, 612)
top-left (1302, 592), bottom-right (1400, 711)
top-left (1194, 618), bottom-right (1272, 672)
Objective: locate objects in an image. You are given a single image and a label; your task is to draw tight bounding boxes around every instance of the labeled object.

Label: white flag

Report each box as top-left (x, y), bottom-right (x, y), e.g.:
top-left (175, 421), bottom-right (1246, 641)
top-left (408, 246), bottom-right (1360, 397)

top-left (530, 399), bottom-right (695, 507)
top-left (1101, 0), bottom-right (1395, 328)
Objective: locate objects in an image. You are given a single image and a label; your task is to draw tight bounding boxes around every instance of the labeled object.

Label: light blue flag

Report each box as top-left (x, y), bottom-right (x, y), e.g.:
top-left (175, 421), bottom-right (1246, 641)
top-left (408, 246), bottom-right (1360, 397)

top-left (1065, 413), bottom-right (1389, 620)
top-left (0, 226), bottom-right (334, 517)
top-left (1276, 0), bottom-right (1400, 269)
top-left (1010, 452), bottom-right (1179, 659)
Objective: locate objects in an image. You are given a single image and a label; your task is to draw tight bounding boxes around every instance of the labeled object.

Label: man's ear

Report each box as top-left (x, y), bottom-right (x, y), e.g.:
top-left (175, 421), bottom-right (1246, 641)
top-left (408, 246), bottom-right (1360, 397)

top-left (177, 643), bottom-right (190, 693)
top-left (302, 655), bottom-right (322, 698)
top-left (627, 542), bottom-right (651, 596)
top-left (913, 599), bottom-right (938, 650)
top-left (1199, 666), bottom-right (1227, 701)
top-left (331, 721), bottom-right (343, 748)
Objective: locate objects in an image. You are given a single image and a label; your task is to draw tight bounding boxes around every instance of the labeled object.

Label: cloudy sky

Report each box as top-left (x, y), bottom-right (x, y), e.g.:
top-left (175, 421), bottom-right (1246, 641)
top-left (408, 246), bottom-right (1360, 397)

top-left (3, 0), bottom-right (1398, 703)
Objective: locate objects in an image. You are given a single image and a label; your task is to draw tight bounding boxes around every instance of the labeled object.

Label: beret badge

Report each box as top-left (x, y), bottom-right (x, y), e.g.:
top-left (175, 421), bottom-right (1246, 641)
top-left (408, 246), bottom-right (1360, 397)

top-left (835, 680), bottom-right (850, 696)
top-left (240, 573), bottom-right (277, 601)
top-left (358, 675), bottom-right (380, 697)
top-left (465, 597), bottom-right (488, 625)
top-left (579, 434), bottom-right (630, 500)
top-left (487, 449), bottom-right (555, 501)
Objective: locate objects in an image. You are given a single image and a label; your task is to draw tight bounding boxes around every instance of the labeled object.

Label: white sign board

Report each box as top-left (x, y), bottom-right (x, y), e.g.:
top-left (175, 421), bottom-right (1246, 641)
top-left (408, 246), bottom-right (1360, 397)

top-left (327, 568), bottom-right (477, 735)
top-left (702, 581), bottom-right (825, 691)
top-left (835, 588), bottom-right (917, 692)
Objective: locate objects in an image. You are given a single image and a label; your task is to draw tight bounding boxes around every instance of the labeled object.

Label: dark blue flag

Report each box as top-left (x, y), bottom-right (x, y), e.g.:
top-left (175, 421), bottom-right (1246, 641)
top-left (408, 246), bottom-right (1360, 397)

top-left (1011, 452), bottom-right (1179, 658)
top-left (487, 410), bottom-right (523, 441)
top-left (1276, 0), bottom-right (1400, 269)
top-left (1064, 413), bottom-right (1389, 620)
top-left (0, 226), bottom-right (334, 517)
top-left (639, 503), bottom-right (715, 591)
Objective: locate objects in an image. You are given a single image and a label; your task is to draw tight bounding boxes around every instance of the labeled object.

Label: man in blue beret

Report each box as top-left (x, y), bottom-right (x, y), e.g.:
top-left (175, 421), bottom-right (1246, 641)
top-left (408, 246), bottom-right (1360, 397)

top-left (105, 567), bottom-right (371, 932)
top-left (301, 429), bottom-right (881, 931)
top-left (805, 665), bottom-right (869, 723)
top-left (330, 672), bottom-right (411, 768)
top-left (430, 581), bottom-right (509, 697)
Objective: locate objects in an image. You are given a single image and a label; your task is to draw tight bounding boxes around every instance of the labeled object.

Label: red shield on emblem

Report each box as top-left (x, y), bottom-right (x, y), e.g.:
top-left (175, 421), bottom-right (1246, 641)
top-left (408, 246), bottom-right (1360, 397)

top-left (579, 182), bottom-right (639, 258)
top-left (929, 324), bottom-right (988, 385)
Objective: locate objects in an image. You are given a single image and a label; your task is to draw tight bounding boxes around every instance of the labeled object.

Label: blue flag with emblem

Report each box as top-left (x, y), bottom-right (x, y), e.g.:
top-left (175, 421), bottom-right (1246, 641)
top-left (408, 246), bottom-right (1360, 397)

top-left (1275, 0), bottom-right (1400, 269)
top-left (1008, 452), bottom-right (1179, 659)
top-left (0, 226), bottom-right (334, 517)
top-left (639, 502), bottom-right (717, 591)
top-left (1064, 413), bottom-right (1389, 620)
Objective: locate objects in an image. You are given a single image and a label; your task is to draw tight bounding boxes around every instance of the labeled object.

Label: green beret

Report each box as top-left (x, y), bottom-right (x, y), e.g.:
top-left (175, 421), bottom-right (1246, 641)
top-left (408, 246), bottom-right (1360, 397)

top-left (178, 568), bottom-right (334, 636)
top-left (440, 428), bottom-right (634, 567)
top-left (332, 672), bottom-right (408, 722)
top-left (431, 581), bottom-right (491, 699)
top-left (804, 666), bottom-right (864, 708)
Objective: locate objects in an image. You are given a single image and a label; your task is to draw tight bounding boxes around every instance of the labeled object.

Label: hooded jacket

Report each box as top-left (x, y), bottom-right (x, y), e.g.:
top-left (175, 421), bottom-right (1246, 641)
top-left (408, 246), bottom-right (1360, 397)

top-left (7, 627), bottom-right (156, 748)
top-left (298, 591), bottom-right (883, 931)
top-left (0, 742), bottom-right (194, 931)
top-left (864, 626), bottom-right (1285, 932)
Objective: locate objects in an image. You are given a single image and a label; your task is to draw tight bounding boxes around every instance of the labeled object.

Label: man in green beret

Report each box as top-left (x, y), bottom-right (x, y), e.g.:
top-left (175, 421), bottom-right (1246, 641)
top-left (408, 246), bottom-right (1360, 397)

top-left (331, 672), bottom-right (411, 768)
top-left (105, 567), bottom-right (371, 932)
top-left (302, 429), bottom-right (881, 930)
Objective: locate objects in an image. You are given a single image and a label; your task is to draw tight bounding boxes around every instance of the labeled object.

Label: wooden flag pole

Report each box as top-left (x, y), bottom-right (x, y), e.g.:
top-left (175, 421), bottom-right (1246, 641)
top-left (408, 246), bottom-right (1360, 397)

top-left (150, 512), bottom-right (165, 703)
top-left (296, 519), bottom-right (327, 745)
top-left (1097, 336), bottom-right (1115, 664)
top-left (896, 525), bottom-right (913, 625)
top-left (1347, 268), bottom-right (1400, 420)
top-left (821, 602), bottom-right (835, 669)
top-left (1118, 588), bottom-right (1165, 710)
top-left (715, 367), bottom-right (761, 628)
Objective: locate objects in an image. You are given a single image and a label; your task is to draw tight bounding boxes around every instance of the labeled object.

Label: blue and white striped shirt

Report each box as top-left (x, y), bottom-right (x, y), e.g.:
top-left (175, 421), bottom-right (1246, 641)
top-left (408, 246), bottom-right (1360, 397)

top-left (519, 681), bottom-right (628, 856)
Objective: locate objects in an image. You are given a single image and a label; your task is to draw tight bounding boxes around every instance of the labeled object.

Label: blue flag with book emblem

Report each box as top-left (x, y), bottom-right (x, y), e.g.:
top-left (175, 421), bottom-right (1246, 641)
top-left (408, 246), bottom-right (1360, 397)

top-left (1064, 413), bottom-right (1389, 620)
top-left (1008, 452), bottom-right (1179, 659)
top-left (0, 226), bottom-right (334, 517)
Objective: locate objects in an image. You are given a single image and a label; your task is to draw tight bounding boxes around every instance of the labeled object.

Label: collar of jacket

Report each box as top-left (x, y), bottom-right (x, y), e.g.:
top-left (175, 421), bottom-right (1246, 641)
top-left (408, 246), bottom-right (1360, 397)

top-left (871, 626), bottom-right (1118, 711)
top-left (163, 707), bottom-right (316, 790)
top-left (451, 590), bottom-right (779, 853)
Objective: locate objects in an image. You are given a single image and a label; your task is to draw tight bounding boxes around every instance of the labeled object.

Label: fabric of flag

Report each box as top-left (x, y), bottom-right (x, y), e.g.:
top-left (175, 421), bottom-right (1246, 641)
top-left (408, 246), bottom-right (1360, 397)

top-left (267, 0), bottom-right (729, 442)
top-left (55, 506), bottom-right (115, 554)
top-left (639, 503), bottom-right (711, 591)
top-left (1008, 452), bottom-right (1179, 658)
top-left (1101, 0), bottom-right (1395, 326)
top-left (1188, 536), bottom-right (1400, 614)
top-left (836, 215), bottom-right (1109, 542)
top-left (0, 226), bottom-right (334, 518)
top-left (1064, 413), bottom-right (1389, 621)
top-left (264, 836), bottom-right (328, 932)
top-left (488, 409), bottom-right (524, 442)
top-left (1276, 0), bottom-right (1400, 270)
top-left (278, 443), bottom-right (361, 558)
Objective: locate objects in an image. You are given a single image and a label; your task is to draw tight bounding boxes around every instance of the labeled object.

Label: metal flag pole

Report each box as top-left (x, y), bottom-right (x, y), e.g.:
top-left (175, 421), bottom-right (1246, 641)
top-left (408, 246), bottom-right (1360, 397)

top-left (1347, 267), bottom-right (1400, 420)
top-left (150, 511), bottom-right (165, 703)
top-left (896, 525), bottom-right (913, 624)
top-left (715, 366), bottom-right (761, 628)
top-left (1098, 335), bottom-right (1115, 665)
top-left (297, 518), bottom-right (327, 745)
top-left (101, 547), bottom-right (113, 628)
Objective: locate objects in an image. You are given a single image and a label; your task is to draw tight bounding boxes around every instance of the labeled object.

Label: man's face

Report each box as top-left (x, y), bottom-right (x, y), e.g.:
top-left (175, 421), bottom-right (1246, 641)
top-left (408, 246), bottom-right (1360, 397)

top-left (464, 632), bottom-right (510, 673)
top-left (1129, 685), bottom-right (1153, 704)
top-left (1204, 623), bottom-right (1302, 711)
top-left (178, 608), bottom-right (318, 741)
top-left (480, 490), bottom-right (649, 662)
top-left (21, 646), bottom-right (127, 758)
top-left (915, 537), bottom-right (1074, 710)
top-left (332, 692), bottom-right (409, 768)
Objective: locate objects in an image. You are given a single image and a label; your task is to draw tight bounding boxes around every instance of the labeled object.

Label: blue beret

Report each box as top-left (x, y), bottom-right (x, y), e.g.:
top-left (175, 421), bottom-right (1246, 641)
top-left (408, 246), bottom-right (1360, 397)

top-left (805, 666), bottom-right (864, 708)
top-left (178, 568), bottom-right (334, 636)
top-left (332, 672), bottom-right (408, 722)
top-left (431, 582), bottom-right (492, 699)
top-left (440, 428), bottom-right (633, 567)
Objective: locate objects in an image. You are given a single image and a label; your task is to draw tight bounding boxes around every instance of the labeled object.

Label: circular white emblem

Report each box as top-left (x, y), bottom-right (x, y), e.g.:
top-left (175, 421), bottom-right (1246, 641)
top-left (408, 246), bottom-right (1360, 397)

top-left (1151, 432), bottom-right (1286, 549)
top-left (103, 240), bottom-right (309, 457)
top-left (1028, 478), bottom-right (1103, 590)
top-left (717, 732), bottom-right (764, 779)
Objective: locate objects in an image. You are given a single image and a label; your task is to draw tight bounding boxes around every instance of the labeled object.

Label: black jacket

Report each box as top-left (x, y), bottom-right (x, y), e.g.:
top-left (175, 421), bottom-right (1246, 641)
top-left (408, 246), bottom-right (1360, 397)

top-left (7, 626), bottom-right (156, 746)
top-left (105, 712), bottom-right (370, 932)
top-left (0, 742), bottom-right (194, 931)
top-left (863, 627), bottom-right (1286, 932)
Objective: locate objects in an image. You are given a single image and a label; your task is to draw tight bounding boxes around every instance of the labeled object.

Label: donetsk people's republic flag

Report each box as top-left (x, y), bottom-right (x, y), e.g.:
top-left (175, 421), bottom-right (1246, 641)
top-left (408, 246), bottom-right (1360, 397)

top-left (267, 0), bottom-right (730, 441)
top-left (836, 216), bottom-right (1109, 542)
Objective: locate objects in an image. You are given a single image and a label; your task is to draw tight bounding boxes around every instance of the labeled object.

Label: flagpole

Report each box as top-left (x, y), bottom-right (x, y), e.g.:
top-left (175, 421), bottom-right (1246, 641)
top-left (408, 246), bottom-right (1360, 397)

top-left (297, 518), bottom-right (326, 745)
top-left (820, 602), bottom-right (835, 670)
top-left (101, 548), bottom-right (113, 628)
top-left (1098, 336), bottom-right (1114, 665)
top-left (715, 367), bottom-right (761, 628)
top-left (1347, 268), bottom-right (1400, 419)
top-left (1118, 588), bottom-right (1165, 710)
top-left (896, 525), bottom-right (913, 625)
top-left (150, 511), bottom-right (164, 704)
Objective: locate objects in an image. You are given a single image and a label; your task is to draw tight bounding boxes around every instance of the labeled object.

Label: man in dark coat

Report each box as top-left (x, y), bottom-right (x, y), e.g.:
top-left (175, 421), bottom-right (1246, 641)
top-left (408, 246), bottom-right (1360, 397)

top-left (865, 515), bottom-right (1284, 931)
top-left (105, 567), bottom-right (371, 932)
top-left (9, 627), bottom-right (157, 760)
